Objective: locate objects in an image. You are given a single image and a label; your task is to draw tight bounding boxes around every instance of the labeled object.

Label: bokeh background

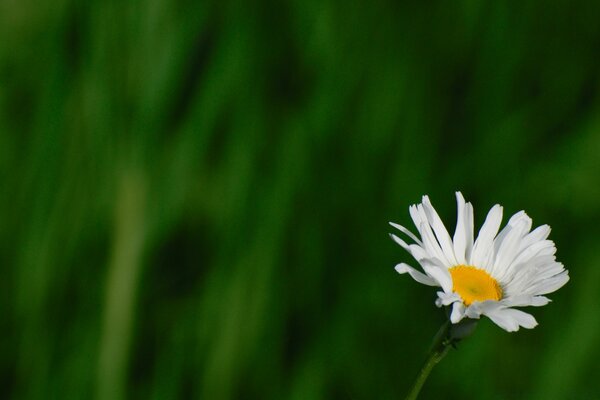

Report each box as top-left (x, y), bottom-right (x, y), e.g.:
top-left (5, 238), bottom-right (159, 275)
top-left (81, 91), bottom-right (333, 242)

top-left (2, 1), bottom-right (600, 399)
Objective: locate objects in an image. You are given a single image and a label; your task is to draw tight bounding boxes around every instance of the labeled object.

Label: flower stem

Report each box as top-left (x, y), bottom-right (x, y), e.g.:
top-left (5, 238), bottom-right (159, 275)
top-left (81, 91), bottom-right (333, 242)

top-left (404, 320), bottom-right (452, 400)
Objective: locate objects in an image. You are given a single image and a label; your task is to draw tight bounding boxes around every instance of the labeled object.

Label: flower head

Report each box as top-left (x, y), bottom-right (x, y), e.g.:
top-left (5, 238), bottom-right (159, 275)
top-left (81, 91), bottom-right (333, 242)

top-left (390, 192), bottom-right (569, 332)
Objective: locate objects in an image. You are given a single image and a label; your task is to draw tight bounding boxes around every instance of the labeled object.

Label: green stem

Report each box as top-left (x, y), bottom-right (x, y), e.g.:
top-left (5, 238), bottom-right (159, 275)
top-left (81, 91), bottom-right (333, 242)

top-left (404, 321), bottom-right (452, 400)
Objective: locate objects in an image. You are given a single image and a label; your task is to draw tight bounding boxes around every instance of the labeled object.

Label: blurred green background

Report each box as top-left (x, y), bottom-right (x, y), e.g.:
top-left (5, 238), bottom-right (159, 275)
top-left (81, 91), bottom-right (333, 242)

top-left (2, 1), bottom-right (600, 399)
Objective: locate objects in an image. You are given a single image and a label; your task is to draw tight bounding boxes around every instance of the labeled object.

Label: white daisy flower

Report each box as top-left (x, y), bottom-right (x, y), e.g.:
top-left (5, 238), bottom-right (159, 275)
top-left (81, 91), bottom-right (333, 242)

top-left (390, 192), bottom-right (569, 332)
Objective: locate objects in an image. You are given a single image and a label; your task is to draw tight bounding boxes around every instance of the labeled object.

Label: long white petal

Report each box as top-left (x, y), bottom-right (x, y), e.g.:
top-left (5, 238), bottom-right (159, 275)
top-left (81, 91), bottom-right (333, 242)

top-left (422, 196), bottom-right (457, 265)
top-left (502, 295), bottom-right (550, 307)
top-left (453, 192), bottom-right (467, 264)
top-left (409, 204), bottom-right (427, 242)
top-left (389, 233), bottom-right (411, 251)
top-left (492, 220), bottom-right (529, 280)
top-left (421, 260), bottom-right (453, 293)
top-left (493, 211), bottom-right (531, 254)
top-left (518, 224), bottom-right (551, 252)
top-left (471, 204), bottom-right (503, 269)
top-left (389, 222), bottom-right (423, 246)
top-left (508, 240), bottom-right (556, 272)
top-left (464, 202), bottom-right (474, 262)
top-left (394, 263), bottom-right (438, 286)
top-left (526, 270), bottom-right (570, 295)
top-left (407, 244), bottom-right (429, 262)
top-left (390, 233), bottom-right (429, 262)
top-left (503, 257), bottom-right (563, 296)
top-left (418, 221), bottom-right (451, 266)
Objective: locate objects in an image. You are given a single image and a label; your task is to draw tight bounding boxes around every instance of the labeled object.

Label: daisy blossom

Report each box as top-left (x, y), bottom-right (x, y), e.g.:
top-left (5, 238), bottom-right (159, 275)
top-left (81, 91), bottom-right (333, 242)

top-left (390, 192), bottom-right (569, 332)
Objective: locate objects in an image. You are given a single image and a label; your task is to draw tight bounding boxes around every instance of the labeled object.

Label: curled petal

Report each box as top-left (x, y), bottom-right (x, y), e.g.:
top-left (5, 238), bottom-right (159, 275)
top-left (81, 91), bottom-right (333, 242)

top-left (450, 302), bottom-right (466, 323)
top-left (435, 291), bottom-right (461, 307)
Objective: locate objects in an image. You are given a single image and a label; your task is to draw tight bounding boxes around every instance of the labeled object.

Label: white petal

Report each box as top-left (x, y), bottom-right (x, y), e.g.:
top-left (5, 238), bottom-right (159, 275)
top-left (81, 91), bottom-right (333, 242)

top-left (464, 300), bottom-right (503, 319)
top-left (492, 219), bottom-right (529, 280)
top-left (421, 259), bottom-right (453, 293)
top-left (453, 192), bottom-right (467, 264)
top-left (503, 258), bottom-right (563, 296)
top-left (409, 204), bottom-right (424, 233)
top-left (407, 244), bottom-right (429, 261)
top-left (450, 302), bottom-right (466, 323)
top-left (395, 263), bottom-right (438, 286)
top-left (529, 296), bottom-right (551, 306)
top-left (487, 308), bottom-right (538, 332)
top-left (435, 291), bottom-right (461, 307)
top-left (464, 202), bottom-right (474, 262)
top-left (390, 233), bottom-right (410, 250)
top-left (487, 313), bottom-right (519, 332)
top-left (422, 196), bottom-right (457, 265)
top-left (527, 270), bottom-right (570, 295)
top-left (493, 211), bottom-right (531, 254)
top-left (502, 295), bottom-right (550, 307)
top-left (506, 309), bottom-right (538, 329)
top-left (518, 224), bottom-right (551, 252)
top-left (390, 233), bottom-right (428, 262)
top-left (529, 261), bottom-right (565, 282)
top-left (418, 220), bottom-right (451, 266)
top-left (389, 221), bottom-right (423, 246)
top-left (509, 240), bottom-right (556, 271)
top-left (471, 204), bottom-right (503, 270)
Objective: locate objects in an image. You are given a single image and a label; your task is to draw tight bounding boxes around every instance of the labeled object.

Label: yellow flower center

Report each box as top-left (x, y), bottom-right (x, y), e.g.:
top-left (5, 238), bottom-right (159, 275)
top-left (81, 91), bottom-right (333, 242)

top-left (449, 265), bottom-right (502, 306)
